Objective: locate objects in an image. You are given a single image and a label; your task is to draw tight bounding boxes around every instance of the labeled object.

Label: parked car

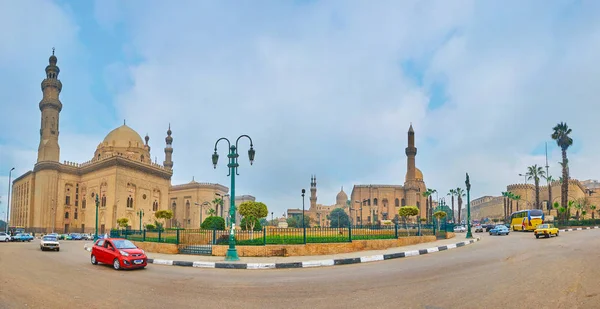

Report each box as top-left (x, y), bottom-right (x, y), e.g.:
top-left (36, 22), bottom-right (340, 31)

top-left (40, 235), bottom-right (60, 251)
top-left (69, 233), bottom-right (83, 240)
top-left (489, 225), bottom-right (510, 236)
top-left (90, 238), bottom-right (147, 270)
top-left (0, 232), bottom-right (11, 242)
top-left (534, 224), bottom-right (559, 239)
top-left (453, 226), bottom-right (466, 233)
top-left (12, 233), bottom-right (34, 242)
top-left (474, 225), bottom-right (484, 233)
top-left (81, 234), bottom-right (93, 240)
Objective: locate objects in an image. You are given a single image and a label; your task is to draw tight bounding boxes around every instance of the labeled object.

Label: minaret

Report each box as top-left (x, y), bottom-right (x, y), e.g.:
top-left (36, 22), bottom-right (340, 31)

top-left (37, 48), bottom-right (63, 163)
top-left (404, 123), bottom-right (418, 206)
top-left (163, 124), bottom-right (173, 170)
top-left (310, 175), bottom-right (317, 209)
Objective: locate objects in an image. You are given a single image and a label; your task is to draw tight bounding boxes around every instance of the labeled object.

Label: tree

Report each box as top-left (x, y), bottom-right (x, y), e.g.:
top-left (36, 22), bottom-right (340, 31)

top-left (545, 175), bottom-right (555, 211)
top-left (526, 164), bottom-right (545, 209)
top-left (238, 201), bottom-right (268, 231)
top-left (456, 188), bottom-right (465, 224)
top-left (206, 208), bottom-right (216, 217)
top-left (287, 216), bottom-right (310, 228)
top-left (423, 188), bottom-right (436, 223)
top-left (259, 218), bottom-right (268, 227)
top-left (552, 122), bottom-right (573, 220)
top-left (201, 216), bottom-right (226, 230)
top-left (433, 210), bottom-right (447, 232)
top-left (154, 210), bottom-right (173, 230)
top-left (241, 217), bottom-right (262, 231)
top-left (513, 194), bottom-right (521, 212)
top-left (328, 208), bottom-right (350, 228)
top-left (212, 197), bottom-right (223, 217)
top-left (398, 206), bottom-right (419, 236)
top-left (447, 189), bottom-right (457, 223)
top-left (145, 223), bottom-right (156, 230)
top-left (590, 205), bottom-right (597, 220)
top-left (501, 192), bottom-right (508, 220)
top-left (116, 218), bottom-right (129, 230)
top-left (492, 218), bottom-right (499, 223)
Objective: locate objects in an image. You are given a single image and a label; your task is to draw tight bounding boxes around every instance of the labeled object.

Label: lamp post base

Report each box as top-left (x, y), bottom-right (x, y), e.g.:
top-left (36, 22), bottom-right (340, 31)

top-left (466, 231), bottom-right (473, 239)
top-left (225, 248), bottom-right (240, 261)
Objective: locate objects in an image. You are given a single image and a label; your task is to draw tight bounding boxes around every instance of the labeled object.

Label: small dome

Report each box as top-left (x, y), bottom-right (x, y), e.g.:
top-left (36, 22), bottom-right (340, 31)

top-left (405, 168), bottom-right (424, 182)
top-left (101, 124), bottom-right (145, 149)
top-left (336, 187), bottom-right (348, 205)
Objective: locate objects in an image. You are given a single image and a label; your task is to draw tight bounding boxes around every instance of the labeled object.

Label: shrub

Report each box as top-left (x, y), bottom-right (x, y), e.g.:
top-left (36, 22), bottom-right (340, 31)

top-left (145, 224), bottom-right (156, 230)
top-left (201, 216), bottom-right (226, 230)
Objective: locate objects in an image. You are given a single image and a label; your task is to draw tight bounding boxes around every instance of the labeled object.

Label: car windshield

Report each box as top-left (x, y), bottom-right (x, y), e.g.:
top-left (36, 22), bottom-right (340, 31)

top-left (496, 225), bottom-right (505, 229)
top-left (529, 209), bottom-right (543, 217)
top-left (43, 236), bottom-right (57, 241)
top-left (537, 224), bottom-right (548, 229)
top-left (112, 239), bottom-right (137, 249)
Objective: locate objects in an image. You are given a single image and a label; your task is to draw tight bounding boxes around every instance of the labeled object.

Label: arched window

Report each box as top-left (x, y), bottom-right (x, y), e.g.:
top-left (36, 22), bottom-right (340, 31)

top-left (101, 195), bottom-right (106, 207)
top-left (401, 198), bottom-right (406, 206)
top-left (64, 212), bottom-right (69, 219)
top-left (153, 201), bottom-right (159, 211)
top-left (141, 155), bottom-right (145, 162)
top-left (172, 201), bottom-right (177, 218)
top-left (185, 201), bottom-right (190, 219)
top-left (417, 201), bottom-right (420, 208)
top-left (373, 198), bottom-right (378, 206)
top-left (82, 199), bottom-right (86, 209)
top-left (74, 210), bottom-right (78, 220)
top-left (395, 198), bottom-right (400, 207)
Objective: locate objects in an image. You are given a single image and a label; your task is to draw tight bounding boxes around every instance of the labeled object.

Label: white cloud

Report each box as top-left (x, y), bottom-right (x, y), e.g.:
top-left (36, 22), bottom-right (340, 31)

top-left (2, 1), bottom-right (600, 219)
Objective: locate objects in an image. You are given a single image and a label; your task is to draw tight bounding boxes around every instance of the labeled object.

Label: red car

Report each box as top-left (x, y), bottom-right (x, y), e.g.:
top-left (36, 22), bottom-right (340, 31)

top-left (90, 238), bottom-right (147, 270)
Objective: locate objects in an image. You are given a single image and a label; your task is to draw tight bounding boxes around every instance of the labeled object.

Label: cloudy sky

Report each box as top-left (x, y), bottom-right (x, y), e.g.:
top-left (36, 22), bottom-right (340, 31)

top-left (1, 0), bottom-right (599, 219)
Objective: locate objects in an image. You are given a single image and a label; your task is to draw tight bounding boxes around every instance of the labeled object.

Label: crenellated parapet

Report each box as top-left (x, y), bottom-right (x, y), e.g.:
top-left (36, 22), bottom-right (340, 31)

top-left (506, 183), bottom-right (535, 191)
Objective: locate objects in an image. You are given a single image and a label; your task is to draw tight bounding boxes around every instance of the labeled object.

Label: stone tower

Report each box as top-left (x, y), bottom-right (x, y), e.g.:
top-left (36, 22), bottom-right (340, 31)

top-left (404, 124), bottom-right (419, 206)
top-left (163, 124), bottom-right (173, 170)
top-left (310, 175), bottom-right (317, 210)
top-left (37, 49), bottom-right (62, 163)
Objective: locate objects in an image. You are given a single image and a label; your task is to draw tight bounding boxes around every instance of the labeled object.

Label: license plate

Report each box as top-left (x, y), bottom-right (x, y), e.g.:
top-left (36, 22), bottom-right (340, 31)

top-left (134, 259), bottom-right (143, 264)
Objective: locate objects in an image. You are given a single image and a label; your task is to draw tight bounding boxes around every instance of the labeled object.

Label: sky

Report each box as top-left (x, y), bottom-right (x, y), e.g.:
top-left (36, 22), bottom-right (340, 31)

top-left (1, 0), bottom-right (600, 219)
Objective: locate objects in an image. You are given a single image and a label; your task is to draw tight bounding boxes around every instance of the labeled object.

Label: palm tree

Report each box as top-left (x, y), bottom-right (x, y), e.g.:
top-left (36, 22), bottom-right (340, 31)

top-left (525, 164), bottom-right (545, 209)
top-left (590, 205), bottom-right (597, 220)
top-left (552, 122), bottom-right (573, 220)
top-left (501, 192), bottom-right (508, 221)
top-left (212, 197), bottom-right (223, 217)
top-left (514, 194), bottom-right (521, 212)
top-left (544, 175), bottom-right (555, 211)
top-left (456, 187), bottom-right (465, 224)
top-left (447, 189), bottom-right (457, 223)
top-left (423, 188), bottom-right (437, 223)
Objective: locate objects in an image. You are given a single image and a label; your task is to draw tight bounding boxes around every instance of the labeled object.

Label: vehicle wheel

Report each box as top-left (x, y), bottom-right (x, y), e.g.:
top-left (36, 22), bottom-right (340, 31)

top-left (91, 254), bottom-right (98, 265)
top-left (40, 246), bottom-right (44, 251)
top-left (489, 232), bottom-right (492, 235)
top-left (4, 239), bottom-right (8, 242)
top-left (536, 235), bottom-right (539, 239)
top-left (556, 232), bottom-right (559, 237)
top-left (56, 248), bottom-right (60, 251)
top-left (113, 258), bottom-right (121, 270)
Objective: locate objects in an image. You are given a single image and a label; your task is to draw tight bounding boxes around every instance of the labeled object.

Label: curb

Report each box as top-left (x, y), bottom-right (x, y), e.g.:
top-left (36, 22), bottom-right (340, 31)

top-left (559, 226), bottom-right (599, 232)
top-left (83, 238), bottom-right (481, 270)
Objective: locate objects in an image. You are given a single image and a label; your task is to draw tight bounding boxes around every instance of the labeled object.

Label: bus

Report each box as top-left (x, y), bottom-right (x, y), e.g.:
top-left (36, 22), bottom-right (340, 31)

top-left (8, 226), bottom-right (25, 236)
top-left (510, 209), bottom-right (545, 231)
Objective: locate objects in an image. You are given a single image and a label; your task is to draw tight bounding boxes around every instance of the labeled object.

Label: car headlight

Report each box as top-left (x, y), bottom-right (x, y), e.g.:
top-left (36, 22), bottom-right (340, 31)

top-left (119, 250), bottom-right (129, 256)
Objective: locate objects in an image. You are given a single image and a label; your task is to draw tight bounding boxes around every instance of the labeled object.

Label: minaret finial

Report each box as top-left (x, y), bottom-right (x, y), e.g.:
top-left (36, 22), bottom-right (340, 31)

top-left (52, 47), bottom-right (55, 55)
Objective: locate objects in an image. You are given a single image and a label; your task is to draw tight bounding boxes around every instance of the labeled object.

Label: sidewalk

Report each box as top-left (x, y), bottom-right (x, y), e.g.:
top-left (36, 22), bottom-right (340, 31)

top-left (144, 234), bottom-right (481, 270)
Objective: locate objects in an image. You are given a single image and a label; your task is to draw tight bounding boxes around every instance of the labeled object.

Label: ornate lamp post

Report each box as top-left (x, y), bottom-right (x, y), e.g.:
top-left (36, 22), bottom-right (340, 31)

top-left (301, 189), bottom-right (306, 243)
top-left (94, 194), bottom-right (100, 241)
top-left (212, 135), bottom-right (255, 261)
top-left (466, 173), bottom-right (473, 239)
top-left (195, 201), bottom-right (211, 228)
top-left (137, 209), bottom-right (144, 230)
top-left (6, 167), bottom-right (14, 233)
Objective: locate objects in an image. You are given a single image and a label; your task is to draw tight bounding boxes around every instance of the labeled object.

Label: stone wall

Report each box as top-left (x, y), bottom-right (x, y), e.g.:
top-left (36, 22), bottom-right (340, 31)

top-left (132, 240), bottom-right (178, 254)
top-left (211, 235), bottom-right (438, 257)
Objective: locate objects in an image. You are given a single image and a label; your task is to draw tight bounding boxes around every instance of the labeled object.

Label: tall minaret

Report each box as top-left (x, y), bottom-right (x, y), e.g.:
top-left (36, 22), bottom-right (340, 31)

top-left (310, 175), bottom-right (317, 210)
top-left (37, 48), bottom-right (62, 163)
top-left (163, 124), bottom-right (173, 170)
top-left (404, 123), bottom-right (418, 206)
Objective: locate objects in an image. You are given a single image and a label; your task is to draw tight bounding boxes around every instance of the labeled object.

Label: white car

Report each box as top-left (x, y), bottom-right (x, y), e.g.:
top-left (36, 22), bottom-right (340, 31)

top-left (453, 226), bottom-right (467, 233)
top-left (0, 232), bottom-right (11, 242)
top-left (40, 235), bottom-right (60, 251)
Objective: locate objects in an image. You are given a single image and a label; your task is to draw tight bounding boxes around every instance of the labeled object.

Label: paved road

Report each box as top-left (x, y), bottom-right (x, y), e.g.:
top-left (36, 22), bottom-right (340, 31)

top-left (1, 230), bottom-right (599, 309)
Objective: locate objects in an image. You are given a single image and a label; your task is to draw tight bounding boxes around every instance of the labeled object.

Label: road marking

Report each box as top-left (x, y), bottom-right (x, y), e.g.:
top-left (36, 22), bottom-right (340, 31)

top-left (404, 250), bottom-right (420, 257)
top-left (446, 244), bottom-right (457, 249)
top-left (302, 260), bottom-right (335, 267)
top-left (192, 261), bottom-right (215, 268)
top-left (426, 247), bottom-right (439, 253)
top-left (247, 263), bottom-right (276, 269)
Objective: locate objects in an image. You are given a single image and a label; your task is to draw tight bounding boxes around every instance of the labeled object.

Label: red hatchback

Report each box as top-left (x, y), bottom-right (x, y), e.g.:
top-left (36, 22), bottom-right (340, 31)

top-left (90, 238), bottom-right (147, 270)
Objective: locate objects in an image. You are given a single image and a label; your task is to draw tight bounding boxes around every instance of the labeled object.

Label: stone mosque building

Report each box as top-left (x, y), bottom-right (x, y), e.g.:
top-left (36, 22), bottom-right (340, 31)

top-left (9, 52), bottom-right (234, 234)
top-left (287, 125), bottom-right (429, 226)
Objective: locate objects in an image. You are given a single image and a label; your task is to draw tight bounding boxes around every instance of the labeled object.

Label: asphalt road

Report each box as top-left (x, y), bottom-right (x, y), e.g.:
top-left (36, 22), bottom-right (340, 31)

top-left (1, 230), bottom-right (599, 309)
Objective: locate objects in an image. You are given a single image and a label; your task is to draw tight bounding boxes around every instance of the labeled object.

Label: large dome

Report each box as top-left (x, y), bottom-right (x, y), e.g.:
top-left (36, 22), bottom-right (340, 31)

top-left (405, 168), bottom-right (424, 182)
top-left (102, 124), bottom-right (145, 149)
top-left (336, 187), bottom-right (348, 205)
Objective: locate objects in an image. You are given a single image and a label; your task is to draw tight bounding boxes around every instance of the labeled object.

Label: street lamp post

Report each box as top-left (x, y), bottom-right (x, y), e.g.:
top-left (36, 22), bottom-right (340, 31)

top-left (465, 173), bottom-right (473, 239)
top-left (212, 135), bottom-right (255, 261)
top-left (137, 209), bottom-right (144, 230)
top-left (94, 194), bottom-right (100, 241)
top-left (195, 201), bottom-right (211, 228)
top-left (301, 189), bottom-right (306, 244)
top-left (271, 212), bottom-right (274, 226)
top-left (6, 167), bottom-right (15, 233)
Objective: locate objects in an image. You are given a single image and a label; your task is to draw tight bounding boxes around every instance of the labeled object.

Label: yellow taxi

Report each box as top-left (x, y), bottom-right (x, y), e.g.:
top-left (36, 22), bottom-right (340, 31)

top-left (534, 223), bottom-right (559, 239)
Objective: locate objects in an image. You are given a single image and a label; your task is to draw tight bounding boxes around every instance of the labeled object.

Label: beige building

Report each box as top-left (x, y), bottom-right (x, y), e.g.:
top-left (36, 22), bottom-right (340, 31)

top-left (287, 125), bottom-right (429, 227)
top-left (471, 178), bottom-right (600, 220)
top-left (9, 52), bottom-right (230, 234)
